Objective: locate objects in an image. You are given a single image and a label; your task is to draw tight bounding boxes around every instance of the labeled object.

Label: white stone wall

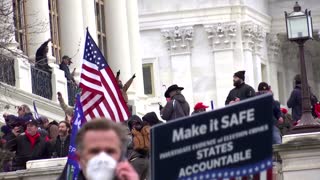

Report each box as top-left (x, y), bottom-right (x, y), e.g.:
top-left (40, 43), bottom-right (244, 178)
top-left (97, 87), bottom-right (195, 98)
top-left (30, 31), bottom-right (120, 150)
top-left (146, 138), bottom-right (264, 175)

top-left (139, 9), bottom-right (271, 110)
top-left (139, 0), bottom-right (320, 114)
top-left (138, 0), bottom-right (231, 13)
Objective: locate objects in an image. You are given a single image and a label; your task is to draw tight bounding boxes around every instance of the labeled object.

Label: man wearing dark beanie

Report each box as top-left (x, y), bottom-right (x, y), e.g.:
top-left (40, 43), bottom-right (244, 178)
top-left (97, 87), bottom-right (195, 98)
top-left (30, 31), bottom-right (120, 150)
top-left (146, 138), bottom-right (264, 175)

top-left (225, 70), bottom-right (255, 105)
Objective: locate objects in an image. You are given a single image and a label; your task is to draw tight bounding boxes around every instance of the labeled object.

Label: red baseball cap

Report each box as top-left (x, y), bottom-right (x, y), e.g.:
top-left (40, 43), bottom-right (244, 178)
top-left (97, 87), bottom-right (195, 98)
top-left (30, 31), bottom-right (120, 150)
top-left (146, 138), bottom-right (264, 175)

top-left (194, 102), bottom-right (209, 111)
top-left (280, 108), bottom-right (288, 114)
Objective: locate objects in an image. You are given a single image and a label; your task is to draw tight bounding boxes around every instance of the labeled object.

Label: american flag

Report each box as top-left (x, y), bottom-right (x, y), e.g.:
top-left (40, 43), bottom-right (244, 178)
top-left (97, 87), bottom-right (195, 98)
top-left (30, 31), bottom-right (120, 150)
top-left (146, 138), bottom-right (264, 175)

top-left (79, 30), bottom-right (130, 122)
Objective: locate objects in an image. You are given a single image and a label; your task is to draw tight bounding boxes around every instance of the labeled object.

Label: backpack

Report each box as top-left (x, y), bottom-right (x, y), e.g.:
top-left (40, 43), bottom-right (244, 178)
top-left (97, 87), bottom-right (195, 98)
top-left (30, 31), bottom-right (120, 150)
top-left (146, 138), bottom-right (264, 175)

top-left (132, 125), bottom-right (150, 151)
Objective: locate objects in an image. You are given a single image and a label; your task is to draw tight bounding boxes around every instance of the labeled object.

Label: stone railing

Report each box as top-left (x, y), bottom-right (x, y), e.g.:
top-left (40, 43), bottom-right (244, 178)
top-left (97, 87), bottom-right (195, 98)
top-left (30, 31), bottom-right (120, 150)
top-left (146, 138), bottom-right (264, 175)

top-left (0, 158), bottom-right (66, 180)
top-left (0, 55), bottom-right (15, 86)
top-left (273, 132), bottom-right (320, 180)
top-left (31, 66), bottom-right (53, 100)
top-left (0, 54), bottom-right (70, 104)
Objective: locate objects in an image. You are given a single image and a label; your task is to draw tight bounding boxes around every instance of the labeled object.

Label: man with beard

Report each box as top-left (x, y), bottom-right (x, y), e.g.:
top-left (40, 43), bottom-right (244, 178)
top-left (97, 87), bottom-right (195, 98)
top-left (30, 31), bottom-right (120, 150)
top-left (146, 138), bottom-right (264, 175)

top-left (51, 121), bottom-right (71, 157)
top-left (161, 84), bottom-right (190, 121)
top-left (225, 70), bottom-right (255, 105)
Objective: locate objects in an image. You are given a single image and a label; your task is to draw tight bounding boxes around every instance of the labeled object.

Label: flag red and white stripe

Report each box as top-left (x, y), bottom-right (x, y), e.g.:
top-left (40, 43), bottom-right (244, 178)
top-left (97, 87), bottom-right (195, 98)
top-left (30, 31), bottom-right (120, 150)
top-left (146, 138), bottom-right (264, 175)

top-left (79, 31), bottom-right (130, 122)
top-left (225, 169), bottom-right (272, 180)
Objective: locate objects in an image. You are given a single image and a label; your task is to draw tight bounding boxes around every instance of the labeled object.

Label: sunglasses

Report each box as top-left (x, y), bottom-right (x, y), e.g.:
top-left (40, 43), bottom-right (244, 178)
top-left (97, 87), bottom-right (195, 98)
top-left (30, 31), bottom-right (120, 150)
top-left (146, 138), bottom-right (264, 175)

top-left (16, 106), bottom-right (23, 111)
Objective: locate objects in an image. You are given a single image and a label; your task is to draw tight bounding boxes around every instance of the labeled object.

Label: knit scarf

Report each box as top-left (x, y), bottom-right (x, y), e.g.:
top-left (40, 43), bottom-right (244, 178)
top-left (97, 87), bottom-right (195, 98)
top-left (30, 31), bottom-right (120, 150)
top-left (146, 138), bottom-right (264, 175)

top-left (25, 130), bottom-right (40, 149)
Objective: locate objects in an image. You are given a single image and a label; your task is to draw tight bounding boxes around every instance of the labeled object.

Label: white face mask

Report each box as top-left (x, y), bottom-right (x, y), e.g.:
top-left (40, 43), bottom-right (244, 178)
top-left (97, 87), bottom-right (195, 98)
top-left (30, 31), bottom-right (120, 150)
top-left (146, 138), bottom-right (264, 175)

top-left (86, 152), bottom-right (117, 180)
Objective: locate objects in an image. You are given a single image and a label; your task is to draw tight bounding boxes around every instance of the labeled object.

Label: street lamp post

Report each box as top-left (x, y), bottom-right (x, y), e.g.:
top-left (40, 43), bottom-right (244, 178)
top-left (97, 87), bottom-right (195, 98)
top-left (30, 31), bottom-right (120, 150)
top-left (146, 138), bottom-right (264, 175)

top-left (285, 2), bottom-right (320, 133)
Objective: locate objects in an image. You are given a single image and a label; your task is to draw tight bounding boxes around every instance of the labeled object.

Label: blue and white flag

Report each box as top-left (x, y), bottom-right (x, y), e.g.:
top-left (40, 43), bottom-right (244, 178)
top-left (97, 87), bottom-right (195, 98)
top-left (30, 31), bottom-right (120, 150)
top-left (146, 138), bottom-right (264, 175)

top-left (66, 94), bottom-right (86, 180)
top-left (33, 100), bottom-right (40, 120)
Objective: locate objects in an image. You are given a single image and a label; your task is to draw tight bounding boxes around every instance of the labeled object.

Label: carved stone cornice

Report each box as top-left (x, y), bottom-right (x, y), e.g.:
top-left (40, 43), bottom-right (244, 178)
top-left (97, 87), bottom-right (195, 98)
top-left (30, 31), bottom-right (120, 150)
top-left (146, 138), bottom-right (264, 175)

top-left (241, 21), bottom-right (266, 54)
top-left (267, 33), bottom-right (281, 57)
top-left (204, 22), bottom-right (237, 51)
top-left (161, 26), bottom-right (193, 54)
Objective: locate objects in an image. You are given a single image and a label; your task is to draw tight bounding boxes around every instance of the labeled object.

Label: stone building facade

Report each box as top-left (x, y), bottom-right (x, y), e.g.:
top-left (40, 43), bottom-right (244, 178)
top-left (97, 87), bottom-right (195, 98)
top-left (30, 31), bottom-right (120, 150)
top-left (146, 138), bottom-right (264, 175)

top-left (0, 0), bottom-right (320, 124)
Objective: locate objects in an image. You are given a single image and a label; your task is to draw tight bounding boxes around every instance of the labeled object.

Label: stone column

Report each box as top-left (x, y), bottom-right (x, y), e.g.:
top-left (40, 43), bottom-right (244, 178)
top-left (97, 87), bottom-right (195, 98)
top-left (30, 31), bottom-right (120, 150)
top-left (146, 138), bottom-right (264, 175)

top-left (204, 22), bottom-right (237, 107)
top-left (0, 0), bottom-right (19, 51)
top-left (1, 0), bottom-right (32, 93)
top-left (104, 0), bottom-right (132, 81)
top-left (126, 0), bottom-right (146, 115)
top-left (24, 0), bottom-right (52, 60)
top-left (58, 0), bottom-right (84, 81)
top-left (81, 0), bottom-right (98, 43)
top-left (161, 26), bottom-right (194, 106)
top-left (251, 25), bottom-right (266, 87)
top-left (126, 0), bottom-right (144, 95)
top-left (241, 21), bottom-right (260, 88)
top-left (267, 33), bottom-right (282, 101)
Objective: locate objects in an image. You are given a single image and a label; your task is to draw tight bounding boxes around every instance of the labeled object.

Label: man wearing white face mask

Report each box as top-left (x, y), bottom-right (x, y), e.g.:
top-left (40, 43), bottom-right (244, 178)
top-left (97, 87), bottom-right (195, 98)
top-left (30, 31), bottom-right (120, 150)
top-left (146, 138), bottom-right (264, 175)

top-left (75, 119), bottom-right (139, 180)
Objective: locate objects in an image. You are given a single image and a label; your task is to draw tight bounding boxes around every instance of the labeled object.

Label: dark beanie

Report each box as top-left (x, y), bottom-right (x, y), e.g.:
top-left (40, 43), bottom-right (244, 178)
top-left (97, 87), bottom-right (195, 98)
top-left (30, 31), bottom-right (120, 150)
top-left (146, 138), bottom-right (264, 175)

top-left (294, 74), bottom-right (301, 85)
top-left (258, 82), bottom-right (270, 91)
top-left (234, 71), bottom-right (245, 81)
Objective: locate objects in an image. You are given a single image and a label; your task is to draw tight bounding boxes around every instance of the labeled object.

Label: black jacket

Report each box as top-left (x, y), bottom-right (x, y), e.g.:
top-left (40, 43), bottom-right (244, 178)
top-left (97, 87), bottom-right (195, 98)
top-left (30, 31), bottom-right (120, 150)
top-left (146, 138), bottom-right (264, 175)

top-left (52, 135), bottom-right (70, 157)
top-left (59, 63), bottom-right (72, 81)
top-left (6, 134), bottom-right (50, 170)
top-left (35, 40), bottom-right (50, 71)
top-left (225, 83), bottom-right (255, 105)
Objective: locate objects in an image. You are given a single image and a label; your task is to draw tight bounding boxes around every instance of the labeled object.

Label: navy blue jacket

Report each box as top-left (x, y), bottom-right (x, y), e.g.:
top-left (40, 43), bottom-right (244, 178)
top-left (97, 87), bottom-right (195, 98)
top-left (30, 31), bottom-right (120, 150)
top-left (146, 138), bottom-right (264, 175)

top-left (287, 85), bottom-right (318, 121)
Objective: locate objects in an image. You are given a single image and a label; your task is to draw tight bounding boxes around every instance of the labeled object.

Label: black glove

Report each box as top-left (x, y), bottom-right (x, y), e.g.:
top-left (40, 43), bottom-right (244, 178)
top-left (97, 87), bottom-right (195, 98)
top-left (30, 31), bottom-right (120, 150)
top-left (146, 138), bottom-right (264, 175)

top-left (132, 74), bottom-right (136, 79)
top-left (116, 70), bottom-right (120, 77)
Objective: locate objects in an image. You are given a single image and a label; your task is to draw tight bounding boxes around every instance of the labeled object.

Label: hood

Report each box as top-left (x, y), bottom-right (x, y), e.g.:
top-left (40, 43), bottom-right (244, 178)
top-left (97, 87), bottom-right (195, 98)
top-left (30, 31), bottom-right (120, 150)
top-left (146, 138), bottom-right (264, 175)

top-left (142, 112), bottom-right (161, 126)
top-left (172, 94), bottom-right (187, 103)
top-left (127, 115), bottom-right (142, 131)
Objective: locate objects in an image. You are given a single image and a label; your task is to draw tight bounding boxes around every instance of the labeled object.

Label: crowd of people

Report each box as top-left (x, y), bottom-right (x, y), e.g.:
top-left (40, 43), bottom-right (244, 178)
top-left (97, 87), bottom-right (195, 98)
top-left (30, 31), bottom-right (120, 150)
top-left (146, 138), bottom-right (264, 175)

top-left (1, 68), bottom-right (320, 180)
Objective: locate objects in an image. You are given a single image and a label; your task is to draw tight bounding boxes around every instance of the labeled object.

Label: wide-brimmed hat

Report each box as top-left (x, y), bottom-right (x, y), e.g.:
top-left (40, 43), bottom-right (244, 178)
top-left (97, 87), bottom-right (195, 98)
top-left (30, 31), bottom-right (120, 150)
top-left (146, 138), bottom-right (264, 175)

top-left (164, 84), bottom-right (184, 98)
